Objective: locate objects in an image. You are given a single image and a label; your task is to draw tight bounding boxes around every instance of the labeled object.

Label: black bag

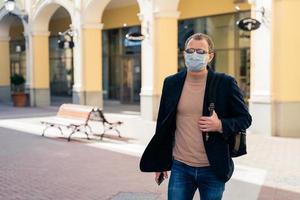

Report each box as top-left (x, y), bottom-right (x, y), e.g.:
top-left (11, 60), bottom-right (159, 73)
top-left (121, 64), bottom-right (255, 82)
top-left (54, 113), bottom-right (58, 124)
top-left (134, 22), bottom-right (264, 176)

top-left (208, 73), bottom-right (247, 158)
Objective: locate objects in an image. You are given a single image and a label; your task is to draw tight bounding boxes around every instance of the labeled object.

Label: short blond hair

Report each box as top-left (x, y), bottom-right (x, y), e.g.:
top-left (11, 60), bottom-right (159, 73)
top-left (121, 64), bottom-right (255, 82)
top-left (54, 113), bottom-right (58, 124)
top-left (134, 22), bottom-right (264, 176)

top-left (184, 33), bottom-right (214, 53)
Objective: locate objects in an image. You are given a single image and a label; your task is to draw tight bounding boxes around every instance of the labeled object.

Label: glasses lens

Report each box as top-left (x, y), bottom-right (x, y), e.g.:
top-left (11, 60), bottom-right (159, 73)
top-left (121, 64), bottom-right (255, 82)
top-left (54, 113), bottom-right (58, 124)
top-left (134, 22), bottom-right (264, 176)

top-left (185, 48), bottom-right (195, 54)
top-left (196, 49), bottom-right (207, 54)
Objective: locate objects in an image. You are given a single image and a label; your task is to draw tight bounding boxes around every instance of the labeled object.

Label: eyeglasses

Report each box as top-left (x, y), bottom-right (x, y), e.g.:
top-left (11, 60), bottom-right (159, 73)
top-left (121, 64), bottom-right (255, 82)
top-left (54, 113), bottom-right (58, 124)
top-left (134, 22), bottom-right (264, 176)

top-left (184, 48), bottom-right (211, 54)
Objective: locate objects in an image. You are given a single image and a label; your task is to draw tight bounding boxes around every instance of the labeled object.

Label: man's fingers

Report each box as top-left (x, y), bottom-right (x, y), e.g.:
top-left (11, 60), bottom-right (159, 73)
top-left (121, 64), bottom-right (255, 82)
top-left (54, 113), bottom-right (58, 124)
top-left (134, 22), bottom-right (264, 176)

top-left (163, 171), bottom-right (168, 179)
top-left (199, 124), bottom-right (209, 129)
top-left (155, 172), bottom-right (160, 181)
top-left (199, 126), bottom-right (210, 130)
top-left (200, 128), bottom-right (210, 132)
top-left (199, 117), bottom-right (211, 121)
top-left (155, 172), bottom-right (168, 181)
top-left (198, 121), bottom-right (213, 126)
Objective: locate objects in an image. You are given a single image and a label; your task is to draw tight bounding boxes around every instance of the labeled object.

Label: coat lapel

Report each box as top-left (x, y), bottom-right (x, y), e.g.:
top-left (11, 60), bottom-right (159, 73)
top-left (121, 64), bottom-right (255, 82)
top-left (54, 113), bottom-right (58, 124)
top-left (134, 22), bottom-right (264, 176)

top-left (174, 68), bottom-right (187, 105)
top-left (161, 69), bottom-right (187, 118)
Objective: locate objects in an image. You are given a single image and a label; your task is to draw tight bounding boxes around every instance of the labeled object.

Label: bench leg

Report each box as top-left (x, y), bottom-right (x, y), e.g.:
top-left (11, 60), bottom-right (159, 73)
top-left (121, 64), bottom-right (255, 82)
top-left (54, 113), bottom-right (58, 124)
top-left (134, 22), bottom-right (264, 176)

top-left (115, 129), bottom-right (121, 138)
top-left (99, 123), bottom-right (107, 140)
top-left (57, 126), bottom-right (64, 135)
top-left (86, 124), bottom-right (93, 134)
top-left (100, 132), bottom-right (105, 140)
top-left (84, 131), bottom-right (90, 140)
top-left (68, 126), bottom-right (76, 142)
top-left (100, 128), bottom-right (107, 140)
top-left (42, 125), bottom-right (50, 136)
top-left (99, 124), bottom-right (122, 140)
top-left (81, 125), bottom-right (90, 140)
top-left (42, 124), bottom-right (64, 137)
top-left (68, 126), bottom-right (90, 141)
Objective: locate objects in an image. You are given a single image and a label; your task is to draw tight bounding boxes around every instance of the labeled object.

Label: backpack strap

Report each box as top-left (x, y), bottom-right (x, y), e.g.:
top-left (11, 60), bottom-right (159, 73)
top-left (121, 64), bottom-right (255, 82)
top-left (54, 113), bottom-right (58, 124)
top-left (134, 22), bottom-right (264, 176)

top-left (205, 72), bottom-right (223, 141)
top-left (208, 73), bottom-right (222, 116)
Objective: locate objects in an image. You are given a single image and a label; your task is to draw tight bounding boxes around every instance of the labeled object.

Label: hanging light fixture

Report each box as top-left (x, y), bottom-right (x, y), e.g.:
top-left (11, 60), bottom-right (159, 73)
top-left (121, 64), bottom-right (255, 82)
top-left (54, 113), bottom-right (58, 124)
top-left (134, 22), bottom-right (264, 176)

top-left (58, 28), bottom-right (75, 49)
top-left (125, 32), bottom-right (145, 41)
top-left (3, 0), bottom-right (29, 24)
top-left (5, 0), bottom-right (15, 12)
top-left (234, 0), bottom-right (264, 31)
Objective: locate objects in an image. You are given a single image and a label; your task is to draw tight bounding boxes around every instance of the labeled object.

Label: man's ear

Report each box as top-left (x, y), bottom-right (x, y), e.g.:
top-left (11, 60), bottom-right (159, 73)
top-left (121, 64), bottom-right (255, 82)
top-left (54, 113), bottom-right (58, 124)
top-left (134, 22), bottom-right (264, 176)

top-left (208, 53), bottom-right (214, 63)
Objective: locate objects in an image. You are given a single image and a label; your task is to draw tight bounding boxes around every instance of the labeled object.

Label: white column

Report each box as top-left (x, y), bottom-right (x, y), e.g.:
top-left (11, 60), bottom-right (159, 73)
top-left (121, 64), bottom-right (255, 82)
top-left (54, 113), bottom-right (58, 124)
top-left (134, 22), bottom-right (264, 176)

top-left (72, 16), bottom-right (85, 105)
top-left (139, 11), bottom-right (156, 120)
top-left (139, 10), bottom-right (180, 121)
top-left (72, 17), bottom-right (104, 107)
top-left (248, 0), bottom-right (273, 135)
top-left (24, 27), bottom-right (33, 105)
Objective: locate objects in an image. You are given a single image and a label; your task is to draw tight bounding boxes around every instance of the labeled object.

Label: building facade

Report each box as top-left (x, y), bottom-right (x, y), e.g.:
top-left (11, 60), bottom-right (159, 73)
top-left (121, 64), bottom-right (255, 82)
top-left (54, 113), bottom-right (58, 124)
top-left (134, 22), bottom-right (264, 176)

top-left (0, 0), bottom-right (299, 137)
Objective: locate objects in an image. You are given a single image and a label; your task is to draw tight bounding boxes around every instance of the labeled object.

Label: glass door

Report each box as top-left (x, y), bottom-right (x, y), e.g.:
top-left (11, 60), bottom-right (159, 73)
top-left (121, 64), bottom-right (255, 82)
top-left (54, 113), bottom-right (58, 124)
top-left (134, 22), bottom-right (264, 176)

top-left (120, 55), bottom-right (141, 104)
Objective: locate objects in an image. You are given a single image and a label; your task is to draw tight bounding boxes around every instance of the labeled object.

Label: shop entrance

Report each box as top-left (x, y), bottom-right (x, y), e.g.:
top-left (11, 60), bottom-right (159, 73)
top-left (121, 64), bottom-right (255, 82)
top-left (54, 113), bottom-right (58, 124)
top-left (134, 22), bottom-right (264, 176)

top-left (103, 26), bottom-right (141, 105)
top-left (120, 55), bottom-right (141, 104)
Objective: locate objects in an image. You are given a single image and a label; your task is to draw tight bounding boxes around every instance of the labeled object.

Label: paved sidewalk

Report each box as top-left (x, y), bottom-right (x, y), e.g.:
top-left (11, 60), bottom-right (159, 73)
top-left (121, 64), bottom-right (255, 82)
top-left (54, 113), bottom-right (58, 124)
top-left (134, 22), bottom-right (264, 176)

top-left (0, 127), bottom-right (166, 200)
top-left (0, 104), bottom-right (299, 199)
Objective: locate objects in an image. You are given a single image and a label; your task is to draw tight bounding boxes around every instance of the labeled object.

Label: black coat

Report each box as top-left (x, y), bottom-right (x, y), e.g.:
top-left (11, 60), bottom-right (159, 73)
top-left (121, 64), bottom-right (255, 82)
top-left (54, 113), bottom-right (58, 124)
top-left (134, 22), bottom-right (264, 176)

top-left (139, 67), bottom-right (252, 182)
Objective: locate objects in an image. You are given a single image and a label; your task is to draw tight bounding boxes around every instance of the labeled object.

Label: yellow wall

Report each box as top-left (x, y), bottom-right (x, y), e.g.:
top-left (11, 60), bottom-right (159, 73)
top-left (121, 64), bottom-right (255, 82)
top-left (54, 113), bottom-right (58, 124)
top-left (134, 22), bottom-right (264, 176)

top-left (32, 35), bottom-right (49, 88)
top-left (100, 1), bottom-right (250, 30)
top-left (102, 5), bottom-right (140, 30)
top-left (178, 0), bottom-right (250, 19)
top-left (154, 17), bottom-right (178, 94)
top-left (82, 29), bottom-right (102, 91)
top-left (0, 41), bottom-right (10, 86)
top-left (272, 0), bottom-right (300, 101)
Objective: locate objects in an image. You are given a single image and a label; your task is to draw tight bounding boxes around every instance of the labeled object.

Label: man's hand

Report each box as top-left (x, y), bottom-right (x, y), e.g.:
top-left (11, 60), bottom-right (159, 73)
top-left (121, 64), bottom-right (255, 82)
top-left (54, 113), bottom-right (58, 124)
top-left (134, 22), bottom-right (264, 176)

top-left (155, 171), bottom-right (168, 184)
top-left (198, 110), bottom-right (223, 133)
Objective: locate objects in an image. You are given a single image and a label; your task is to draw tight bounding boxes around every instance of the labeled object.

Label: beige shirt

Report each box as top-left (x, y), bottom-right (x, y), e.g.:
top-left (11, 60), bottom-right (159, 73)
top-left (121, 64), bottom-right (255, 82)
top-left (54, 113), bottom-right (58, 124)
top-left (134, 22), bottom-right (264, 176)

top-left (172, 70), bottom-right (210, 167)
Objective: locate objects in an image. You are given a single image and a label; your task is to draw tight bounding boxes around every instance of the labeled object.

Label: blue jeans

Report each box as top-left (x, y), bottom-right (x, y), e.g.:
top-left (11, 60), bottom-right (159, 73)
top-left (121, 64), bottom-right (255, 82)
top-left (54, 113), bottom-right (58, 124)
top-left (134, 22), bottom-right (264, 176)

top-left (168, 159), bottom-right (225, 200)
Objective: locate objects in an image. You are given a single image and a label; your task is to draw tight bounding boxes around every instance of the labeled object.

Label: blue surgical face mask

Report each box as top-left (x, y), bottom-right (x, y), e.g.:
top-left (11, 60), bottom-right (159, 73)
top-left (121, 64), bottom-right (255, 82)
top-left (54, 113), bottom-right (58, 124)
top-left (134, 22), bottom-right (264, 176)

top-left (184, 52), bottom-right (208, 72)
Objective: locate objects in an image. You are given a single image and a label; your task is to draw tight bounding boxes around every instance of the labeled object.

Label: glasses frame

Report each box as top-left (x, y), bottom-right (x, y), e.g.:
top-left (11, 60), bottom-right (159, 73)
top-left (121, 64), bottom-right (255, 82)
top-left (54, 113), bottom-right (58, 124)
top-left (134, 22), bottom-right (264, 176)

top-left (184, 48), bottom-right (213, 54)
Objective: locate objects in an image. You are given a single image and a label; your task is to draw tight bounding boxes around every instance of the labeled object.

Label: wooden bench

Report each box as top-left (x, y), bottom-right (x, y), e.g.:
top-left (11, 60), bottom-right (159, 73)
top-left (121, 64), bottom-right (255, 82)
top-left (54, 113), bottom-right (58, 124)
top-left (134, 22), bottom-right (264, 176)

top-left (41, 104), bottom-right (94, 141)
top-left (41, 104), bottom-right (123, 141)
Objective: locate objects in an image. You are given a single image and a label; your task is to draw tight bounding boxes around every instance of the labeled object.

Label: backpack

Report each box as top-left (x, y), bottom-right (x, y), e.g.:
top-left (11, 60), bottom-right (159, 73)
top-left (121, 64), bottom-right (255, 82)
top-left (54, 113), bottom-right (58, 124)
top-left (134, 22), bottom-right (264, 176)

top-left (208, 73), bottom-right (247, 158)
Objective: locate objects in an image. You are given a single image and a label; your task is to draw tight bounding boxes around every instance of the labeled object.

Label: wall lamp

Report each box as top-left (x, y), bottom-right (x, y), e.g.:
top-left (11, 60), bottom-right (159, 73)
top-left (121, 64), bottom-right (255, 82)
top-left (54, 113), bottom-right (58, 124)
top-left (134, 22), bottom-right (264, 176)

top-left (58, 28), bottom-right (75, 49)
top-left (3, 0), bottom-right (28, 23)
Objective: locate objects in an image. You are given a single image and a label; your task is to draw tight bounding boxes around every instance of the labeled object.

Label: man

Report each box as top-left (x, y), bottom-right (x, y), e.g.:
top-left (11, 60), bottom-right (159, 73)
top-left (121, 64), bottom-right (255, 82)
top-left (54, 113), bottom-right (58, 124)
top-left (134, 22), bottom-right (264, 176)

top-left (139, 33), bottom-right (252, 200)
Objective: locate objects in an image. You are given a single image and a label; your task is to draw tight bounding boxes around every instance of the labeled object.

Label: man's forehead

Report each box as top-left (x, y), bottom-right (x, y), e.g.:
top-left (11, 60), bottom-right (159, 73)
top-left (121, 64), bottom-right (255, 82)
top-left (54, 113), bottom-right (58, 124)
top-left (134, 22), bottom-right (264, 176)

top-left (187, 38), bottom-right (209, 49)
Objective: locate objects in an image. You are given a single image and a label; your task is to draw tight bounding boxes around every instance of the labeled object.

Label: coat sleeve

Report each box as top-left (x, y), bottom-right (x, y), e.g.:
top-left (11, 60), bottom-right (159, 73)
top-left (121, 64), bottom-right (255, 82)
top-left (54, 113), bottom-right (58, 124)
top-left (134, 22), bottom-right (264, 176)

top-left (220, 76), bottom-right (252, 136)
top-left (139, 78), bottom-right (169, 172)
top-left (153, 78), bottom-right (168, 134)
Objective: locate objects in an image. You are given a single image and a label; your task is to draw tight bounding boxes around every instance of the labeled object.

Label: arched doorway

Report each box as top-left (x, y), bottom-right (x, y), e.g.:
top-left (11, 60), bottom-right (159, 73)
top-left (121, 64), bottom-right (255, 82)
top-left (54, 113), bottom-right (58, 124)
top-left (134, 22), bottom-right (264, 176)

top-left (31, 0), bottom-right (74, 106)
top-left (48, 7), bottom-right (73, 105)
top-left (102, 0), bottom-right (142, 105)
top-left (83, 0), bottom-right (142, 113)
top-left (0, 13), bottom-right (26, 105)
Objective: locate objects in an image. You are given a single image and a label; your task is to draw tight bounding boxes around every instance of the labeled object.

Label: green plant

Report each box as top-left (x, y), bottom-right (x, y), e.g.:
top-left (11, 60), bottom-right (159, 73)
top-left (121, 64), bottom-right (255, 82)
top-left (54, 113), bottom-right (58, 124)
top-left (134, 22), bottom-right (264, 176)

top-left (10, 74), bottom-right (25, 92)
